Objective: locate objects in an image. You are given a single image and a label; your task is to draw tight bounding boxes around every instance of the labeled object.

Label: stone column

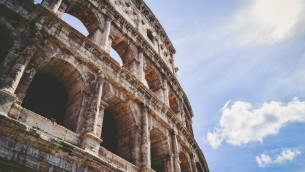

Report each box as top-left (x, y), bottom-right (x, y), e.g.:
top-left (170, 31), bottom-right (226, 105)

top-left (80, 75), bottom-right (104, 154)
top-left (123, 58), bottom-right (139, 78)
top-left (141, 104), bottom-right (151, 171)
top-left (42, 0), bottom-right (63, 14)
top-left (103, 16), bottom-right (113, 52)
top-left (172, 132), bottom-right (181, 172)
top-left (137, 47), bottom-right (145, 83)
top-left (2, 46), bottom-right (36, 94)
top-left (165, 153), bottom-right (174, 172)
top-left (92, 75), bottom-right (107, 137)
top-left (96, 100), bottom-right (108, 138)
top-left (191, 154), bottom-right (198, 172)
top-left (90, 14), bottom-right (113, 52)
top-left (0, 46), bottom-right (36, 116)
top-left (90, 26), bottom-right (104, 48)
top-left (51, 0), bottom-right (62, 13)
top-left (162, 79), bottom-right (169, 106)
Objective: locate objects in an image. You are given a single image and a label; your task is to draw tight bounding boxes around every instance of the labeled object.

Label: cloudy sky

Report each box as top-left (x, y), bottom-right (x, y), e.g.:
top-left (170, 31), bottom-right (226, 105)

top-left (144, 0), bottom-right (305, 171)
top-left (34, 0), bottom-right (305, 171)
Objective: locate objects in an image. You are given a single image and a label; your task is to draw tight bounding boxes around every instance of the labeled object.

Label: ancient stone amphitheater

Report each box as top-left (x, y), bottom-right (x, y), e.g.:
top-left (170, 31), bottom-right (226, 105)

top-left (0, 0), bottom-right (209, 171)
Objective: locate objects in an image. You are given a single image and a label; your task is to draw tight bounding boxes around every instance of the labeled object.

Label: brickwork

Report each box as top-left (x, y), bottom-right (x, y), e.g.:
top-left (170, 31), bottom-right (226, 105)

top-left (0, 0), bottom-right (209, 171)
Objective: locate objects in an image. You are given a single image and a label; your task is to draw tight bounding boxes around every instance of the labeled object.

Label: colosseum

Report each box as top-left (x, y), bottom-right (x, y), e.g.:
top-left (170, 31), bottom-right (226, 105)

top-left (0, 0), bottom-right (209, 171)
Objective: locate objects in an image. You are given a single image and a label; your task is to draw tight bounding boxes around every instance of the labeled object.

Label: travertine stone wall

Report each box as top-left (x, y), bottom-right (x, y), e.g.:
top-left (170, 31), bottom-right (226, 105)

top-left (0, 0), bottom-right (209, 171)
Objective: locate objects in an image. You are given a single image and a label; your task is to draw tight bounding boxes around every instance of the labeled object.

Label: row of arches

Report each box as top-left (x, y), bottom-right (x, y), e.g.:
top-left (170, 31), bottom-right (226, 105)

top-left (0, 1), bottom-right (205, 171)
top-left (15, 54), bottom-right (196, 171)
top-left (35, 0), bottom-right (184, 118)
top-left (0, 10), bottom-right (182, 123)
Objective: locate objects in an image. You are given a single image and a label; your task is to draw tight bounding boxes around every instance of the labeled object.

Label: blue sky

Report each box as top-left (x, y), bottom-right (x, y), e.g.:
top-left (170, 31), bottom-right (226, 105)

top-left (144, 0), bottom-right (305, 171)
top-left (34, 0), bottom-right (305, 171)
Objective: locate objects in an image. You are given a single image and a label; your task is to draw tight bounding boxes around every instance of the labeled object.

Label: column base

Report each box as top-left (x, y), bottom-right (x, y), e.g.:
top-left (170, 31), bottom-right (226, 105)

top-left (81, 132), bottom-right (102, 155)
top-left (0, 89), bottom-right (17, 116)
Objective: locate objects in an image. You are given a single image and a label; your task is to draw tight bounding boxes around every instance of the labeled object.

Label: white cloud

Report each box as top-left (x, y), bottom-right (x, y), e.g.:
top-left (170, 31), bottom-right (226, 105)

top-left (234, 0), bottom-right (304, 44)
top-left (256, 149), bottom-right (301, 167)
top-left (207, 98), bottom-right (305, 148)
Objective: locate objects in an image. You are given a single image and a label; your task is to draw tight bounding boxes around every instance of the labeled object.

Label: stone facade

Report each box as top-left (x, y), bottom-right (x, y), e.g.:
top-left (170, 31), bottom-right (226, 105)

top-left (0, 0), bottom-right (209, 171)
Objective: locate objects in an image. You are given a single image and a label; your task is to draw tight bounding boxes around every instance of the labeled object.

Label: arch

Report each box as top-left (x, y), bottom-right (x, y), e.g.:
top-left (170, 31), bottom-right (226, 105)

top-left (22, 58), bottom-right (85, 132)
top-left (179, 152), bottom-right (192, 172)
top-left (63, 1), bottom-right (99, 36)
top-left (0, 23), bottom-right (13, 65)
top-left (101, 95), bottom-right (138, 165)
top-left (144, 65), bottom-right (162, 92)
top-left (168, 91), bottom-right (179, 113)
top-left (61, 13), bottom-right (89, 36)
top-left (110, 47), bottom-right (123, 66)
top-left (150, 128), bottom-right (170, 172)
top-left (22, 73), bottom-right (68, 125)
top-left (111, 37), bottom-right (137, 65)
top-left (110, 27), bottom-right (138, 67)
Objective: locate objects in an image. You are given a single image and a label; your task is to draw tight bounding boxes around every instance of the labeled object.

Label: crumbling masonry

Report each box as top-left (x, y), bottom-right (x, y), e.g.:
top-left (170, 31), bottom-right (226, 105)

top-left (0, 0), bottom-right (209, 171)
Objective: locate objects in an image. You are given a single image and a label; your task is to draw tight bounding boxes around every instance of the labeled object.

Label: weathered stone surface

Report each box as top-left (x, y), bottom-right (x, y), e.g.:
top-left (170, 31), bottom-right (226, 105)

top-left (0, 0), bottom-right (209, 171)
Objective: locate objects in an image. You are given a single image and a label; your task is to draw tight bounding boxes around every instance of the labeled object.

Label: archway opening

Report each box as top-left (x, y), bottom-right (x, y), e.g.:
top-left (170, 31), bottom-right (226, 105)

top-left (101, 109), bottom-right (118, 154)
top-left (169, 91), bottom-right (179, 113)
top-left (0, 24), bottom-right (13, 64)
top-left (63, 2), bottom-right (99, 36)
top-left (21, 58), bottom-right (84, 132)
top-left (110, 34), bottom-right (138, 70)
top-left (144, 65), bottom-right (161, 92)
top-left (22, 73), bottom-right (68, 125)
top-left (179, 152), bottom-right (192, 172)
top-left (110, 47), bottom-right (123, 66)
top-left (100, 97), bottom-right (138, 164)
top-left (150, 128), bottom-right (169, 172)
top-left (62, 13), bottom-right (89, 36)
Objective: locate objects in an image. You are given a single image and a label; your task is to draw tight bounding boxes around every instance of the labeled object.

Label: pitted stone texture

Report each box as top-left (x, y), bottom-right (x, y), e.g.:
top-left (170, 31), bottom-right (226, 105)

top-left (0, 0), bottom-right (209, 172)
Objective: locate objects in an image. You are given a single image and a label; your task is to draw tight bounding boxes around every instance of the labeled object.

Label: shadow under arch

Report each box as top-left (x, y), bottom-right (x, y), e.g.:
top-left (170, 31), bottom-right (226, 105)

top-left (145, 65), bottom-right (162, 92)
top-left (101, 86), bottom-right (139, 165)
top-left (22, 58), bottom-right (85, 132)
top-left (150, 128), bottom-right (170, 172)
top-left (110, 31), bottom-right (138, 68)
top-left (168, 90), bottom-right (179, 114)
top-left (179, 152), bottom-right (192, 172)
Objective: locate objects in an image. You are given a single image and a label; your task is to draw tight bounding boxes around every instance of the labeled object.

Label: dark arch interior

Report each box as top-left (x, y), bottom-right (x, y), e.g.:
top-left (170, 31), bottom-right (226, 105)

top-left (0, 24), bottom-right (13, 64)
top-left (169, 92), bottom-right (179, 113)
top-left (179, 152), bottom-right (191, 172)
top-left (150, 129), bottom-right (168, 172)
top-left (110, 35), bottom-right (138, 69)
top-left (101, 109), bottom-right (118, 154)
top-left (196, 162), bottom-right (204, 172)
top-left (22, 73), bottom-right (68, 125)
top-left (145, 65), bottom-right (161, 92)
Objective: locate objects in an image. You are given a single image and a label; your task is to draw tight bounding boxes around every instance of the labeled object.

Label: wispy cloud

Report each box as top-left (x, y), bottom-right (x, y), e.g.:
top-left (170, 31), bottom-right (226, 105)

top-left (175, 0), bottom-right (305, 93)
top-left (256, 149), bottom-right (301, 167)
top-left (207, 98), bottom-right (305, 149)
top-left (233, 0), bottom-right (304, 45)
